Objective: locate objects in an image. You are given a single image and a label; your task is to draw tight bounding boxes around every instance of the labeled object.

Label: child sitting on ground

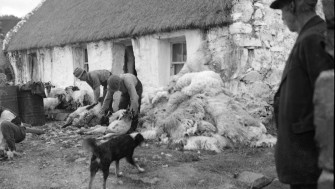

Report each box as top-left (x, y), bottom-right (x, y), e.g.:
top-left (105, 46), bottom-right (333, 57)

top-left (0, 107), bottom-right (26, 160)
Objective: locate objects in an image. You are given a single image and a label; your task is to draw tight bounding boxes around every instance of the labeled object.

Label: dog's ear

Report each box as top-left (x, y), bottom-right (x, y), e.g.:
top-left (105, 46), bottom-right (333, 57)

top-left (134, 134), bottom-right (145, 145)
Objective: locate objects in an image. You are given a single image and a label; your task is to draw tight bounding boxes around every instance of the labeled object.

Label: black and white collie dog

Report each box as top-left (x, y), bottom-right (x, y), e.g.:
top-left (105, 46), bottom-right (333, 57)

top-left (83, 133), bottom-right (145, 189)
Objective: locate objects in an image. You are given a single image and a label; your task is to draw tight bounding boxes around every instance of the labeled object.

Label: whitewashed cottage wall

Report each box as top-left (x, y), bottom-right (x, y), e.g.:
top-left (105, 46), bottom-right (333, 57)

top-left (87, 41), bottom-right (113, 71)
top-left (132, 30), bottom-right (204, 93)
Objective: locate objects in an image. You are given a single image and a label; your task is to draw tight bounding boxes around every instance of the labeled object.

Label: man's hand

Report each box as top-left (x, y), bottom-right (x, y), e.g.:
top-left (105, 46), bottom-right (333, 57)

top-left (130, 101), bottom-right (139, 116)
top-left (98, 109), bottom-right (106, 116)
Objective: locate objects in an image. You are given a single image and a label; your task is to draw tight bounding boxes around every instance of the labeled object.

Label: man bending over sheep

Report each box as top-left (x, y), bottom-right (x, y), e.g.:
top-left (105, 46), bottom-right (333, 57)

top-left (99, 74), bottom-right (143, 132)
top-left (73, 67), bottom-right (112, 104)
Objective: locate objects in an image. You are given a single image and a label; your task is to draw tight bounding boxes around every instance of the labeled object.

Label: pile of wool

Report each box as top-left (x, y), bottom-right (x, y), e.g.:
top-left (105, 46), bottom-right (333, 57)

top-left (139, 71), bottom-right (276, 153)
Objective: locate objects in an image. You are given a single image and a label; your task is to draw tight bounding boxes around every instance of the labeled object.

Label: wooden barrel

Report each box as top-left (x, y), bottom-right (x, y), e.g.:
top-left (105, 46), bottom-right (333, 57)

top-left (0, 86), bottom-right (19, 115)
top-left (18, 90), bottom-right (45, 126)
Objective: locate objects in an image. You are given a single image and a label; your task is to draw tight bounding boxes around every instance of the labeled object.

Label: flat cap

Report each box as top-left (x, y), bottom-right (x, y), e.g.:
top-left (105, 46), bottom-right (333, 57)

top-left (270, 0), bottom-right (318, 9)
top-left (270, 0), bottom-right (292, 9)
top-left (73, 67), bottom-right (85, 78)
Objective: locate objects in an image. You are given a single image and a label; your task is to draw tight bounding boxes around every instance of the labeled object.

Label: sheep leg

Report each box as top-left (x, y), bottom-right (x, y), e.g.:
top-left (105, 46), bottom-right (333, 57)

top-left (97, 133), bottom-right (114, 140)
top-left (62, 122), bottom-right (72, 128)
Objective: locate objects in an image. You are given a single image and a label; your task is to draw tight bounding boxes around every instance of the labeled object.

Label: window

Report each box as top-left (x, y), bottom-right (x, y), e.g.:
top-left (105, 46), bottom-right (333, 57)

top-left (84, 48), bottom-right (89, 72)
top-left (171, 42), bottom-right (187, 75)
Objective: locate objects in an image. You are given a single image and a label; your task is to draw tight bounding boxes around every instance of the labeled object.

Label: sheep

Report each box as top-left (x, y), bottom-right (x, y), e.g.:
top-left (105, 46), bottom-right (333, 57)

top-left (43, 98), bottom-right (60, 111)
top-left (62, 103), bottom-right (101, 128)
top-left (82, 109), bottom-right (132, 139)
top-left (97, 110), bottom-right (133, 140)
top-left (43, 94), bottom-right (69, 119)
top-left (65, 86), bottom-right (94, 108)
top-left (44, 82), bottom-right (67, 98)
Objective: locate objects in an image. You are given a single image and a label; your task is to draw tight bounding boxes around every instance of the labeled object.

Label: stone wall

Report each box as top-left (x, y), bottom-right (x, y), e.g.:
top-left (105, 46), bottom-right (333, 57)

top-left (205, 0), bottom-right (296, 130)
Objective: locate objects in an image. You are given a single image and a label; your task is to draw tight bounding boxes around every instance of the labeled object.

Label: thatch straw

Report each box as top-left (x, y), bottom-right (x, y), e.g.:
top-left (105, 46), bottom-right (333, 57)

top-left (5, 0), bottom-right (232, 51)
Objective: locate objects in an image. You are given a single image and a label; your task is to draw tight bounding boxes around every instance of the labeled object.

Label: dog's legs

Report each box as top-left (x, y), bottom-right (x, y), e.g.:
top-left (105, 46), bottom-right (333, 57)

top-left (88, 160), bottom-right (99, 189)
top-left (102, 163), bottom-right (111, 189)
top-left (126, 155), bottom-right (145, 173)
top-left (6, 150), bottom-right (14, 160)
top-left (88, 171), bottom-right (96, 189)
top-left (115, 160), bottom-right (123, 177)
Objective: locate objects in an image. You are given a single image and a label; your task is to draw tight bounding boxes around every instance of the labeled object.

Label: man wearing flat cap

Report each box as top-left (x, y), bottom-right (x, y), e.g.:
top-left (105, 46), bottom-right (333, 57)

top-left (271, 0), bottom-right (334, 189)
top-left (73, 68), bottom-right (112, 104)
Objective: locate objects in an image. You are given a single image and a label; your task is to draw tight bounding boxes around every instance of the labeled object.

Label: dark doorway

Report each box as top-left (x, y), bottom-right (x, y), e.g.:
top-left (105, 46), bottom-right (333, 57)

top-left (28, 53), bottom-right (39, 81)
top-left (124, 46), bottom-right (137, 76)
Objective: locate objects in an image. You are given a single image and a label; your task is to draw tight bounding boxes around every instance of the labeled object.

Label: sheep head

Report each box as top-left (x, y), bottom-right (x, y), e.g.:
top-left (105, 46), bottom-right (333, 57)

top-left (44, 81), bottom-right (55, 94)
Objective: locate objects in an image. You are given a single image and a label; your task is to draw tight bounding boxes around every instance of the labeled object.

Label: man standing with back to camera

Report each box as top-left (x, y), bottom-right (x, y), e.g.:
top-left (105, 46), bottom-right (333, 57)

top-left (270, 0), bottom-right (334, 189)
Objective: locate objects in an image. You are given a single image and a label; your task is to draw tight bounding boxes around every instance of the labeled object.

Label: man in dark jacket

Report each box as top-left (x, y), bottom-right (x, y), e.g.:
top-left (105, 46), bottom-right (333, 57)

top-left (271, 0), bottom-right (334, 189)
top-left (73, 67), bottom-right (112, 103)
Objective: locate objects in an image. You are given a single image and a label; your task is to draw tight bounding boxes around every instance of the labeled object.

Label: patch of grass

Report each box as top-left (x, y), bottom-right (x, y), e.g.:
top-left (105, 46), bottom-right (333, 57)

top-left (194, 148), bottom-right (276, 177)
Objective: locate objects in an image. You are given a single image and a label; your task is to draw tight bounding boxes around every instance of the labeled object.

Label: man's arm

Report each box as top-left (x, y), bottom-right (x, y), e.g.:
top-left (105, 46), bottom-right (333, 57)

top-left (124, 75), bottom-right (139, 114)
top-left (302, 34), bottom-right (334, 88)
top-left (298, 34), bottom-right (334, 126)
top-left (89, 73), bottom-right (102, 103)
top-left (100, 87), bottom-right (115, 114)
top-left (93, 87), bottom-right (100, 103)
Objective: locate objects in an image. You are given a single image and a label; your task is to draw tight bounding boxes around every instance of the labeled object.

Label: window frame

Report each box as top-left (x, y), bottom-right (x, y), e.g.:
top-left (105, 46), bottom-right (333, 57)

top-left (170, 41), bottom-right (187, 75)
top-left (84, 47), bottom-right (89, 72)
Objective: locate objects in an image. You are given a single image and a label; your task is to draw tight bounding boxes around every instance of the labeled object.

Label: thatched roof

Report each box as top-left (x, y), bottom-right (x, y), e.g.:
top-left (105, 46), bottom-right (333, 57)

top-left (5, 0), bottom-right (232, 51)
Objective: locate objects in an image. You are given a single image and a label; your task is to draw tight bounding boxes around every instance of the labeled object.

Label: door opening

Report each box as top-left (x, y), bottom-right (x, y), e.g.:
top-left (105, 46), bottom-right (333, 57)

top-left (124, 46), bottom-right (137, 76)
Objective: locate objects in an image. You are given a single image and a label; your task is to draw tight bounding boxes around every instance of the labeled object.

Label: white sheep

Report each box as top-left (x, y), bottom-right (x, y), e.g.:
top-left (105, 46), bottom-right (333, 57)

top-left (44, 82), bottom-right (67, 98)
top-left (65, 87), bottom-right (94, 108)
top-left (82, 109), bottom-right (132, 139)
top-left (62, 103), bottom-right (101, 128)
top-left (43, 97), bottom-right (60, 111)
top-left (97, 110), bottom-right (133, 140)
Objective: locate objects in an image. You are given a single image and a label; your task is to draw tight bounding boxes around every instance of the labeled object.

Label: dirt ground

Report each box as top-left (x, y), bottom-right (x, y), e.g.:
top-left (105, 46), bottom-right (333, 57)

top-left (0, 122), bottom-right (289, 189)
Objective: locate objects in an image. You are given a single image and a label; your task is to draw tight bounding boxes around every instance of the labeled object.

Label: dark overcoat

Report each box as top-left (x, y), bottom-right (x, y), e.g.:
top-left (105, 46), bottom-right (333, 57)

top-left (274, 16), bottom-right (334, 184)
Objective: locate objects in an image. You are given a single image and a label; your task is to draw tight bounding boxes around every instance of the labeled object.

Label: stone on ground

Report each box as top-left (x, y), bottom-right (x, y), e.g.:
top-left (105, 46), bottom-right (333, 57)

top-left (264, 179), bottom-right (289, 189)
top-left (237, 171), bottom-right (272, 189)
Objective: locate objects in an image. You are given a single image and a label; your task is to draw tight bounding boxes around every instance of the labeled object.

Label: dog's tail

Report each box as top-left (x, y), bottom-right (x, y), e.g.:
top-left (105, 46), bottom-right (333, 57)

top-left (83, 138), bottom-right (99, 155)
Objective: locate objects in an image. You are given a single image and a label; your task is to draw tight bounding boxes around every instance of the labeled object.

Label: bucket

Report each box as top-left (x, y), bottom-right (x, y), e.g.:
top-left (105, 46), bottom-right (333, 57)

top-left (18, 90), bottom-right (45, 126)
